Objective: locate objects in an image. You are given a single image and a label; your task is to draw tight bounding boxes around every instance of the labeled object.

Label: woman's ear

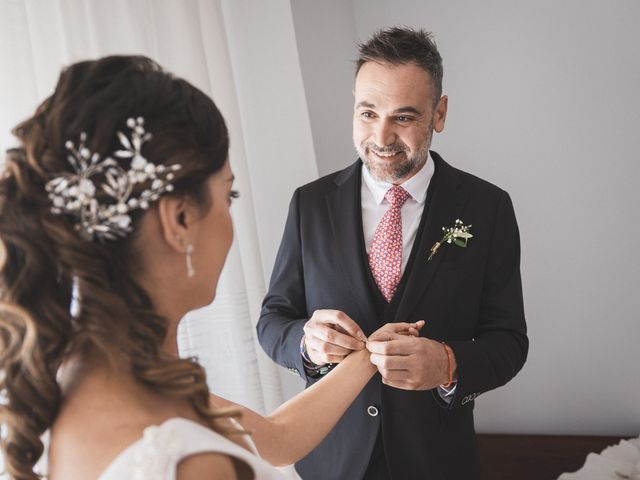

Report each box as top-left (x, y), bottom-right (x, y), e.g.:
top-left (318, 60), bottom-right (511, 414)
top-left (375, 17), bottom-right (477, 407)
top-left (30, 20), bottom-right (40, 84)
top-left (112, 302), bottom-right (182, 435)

top-left (157, 195), bottom-right (192, 253)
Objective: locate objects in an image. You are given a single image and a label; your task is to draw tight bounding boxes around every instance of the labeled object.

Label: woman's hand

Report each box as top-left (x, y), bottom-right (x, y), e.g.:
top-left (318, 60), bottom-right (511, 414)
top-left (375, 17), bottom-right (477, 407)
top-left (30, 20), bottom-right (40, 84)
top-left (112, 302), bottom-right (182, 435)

top-left (367, 320), bottom-right (425, 342)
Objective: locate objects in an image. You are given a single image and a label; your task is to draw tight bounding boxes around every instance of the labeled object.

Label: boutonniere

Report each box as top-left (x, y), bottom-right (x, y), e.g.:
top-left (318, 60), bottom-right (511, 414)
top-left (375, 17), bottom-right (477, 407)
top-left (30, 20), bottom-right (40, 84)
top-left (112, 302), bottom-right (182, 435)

top-left (428, 219), bottom-right (473, 261)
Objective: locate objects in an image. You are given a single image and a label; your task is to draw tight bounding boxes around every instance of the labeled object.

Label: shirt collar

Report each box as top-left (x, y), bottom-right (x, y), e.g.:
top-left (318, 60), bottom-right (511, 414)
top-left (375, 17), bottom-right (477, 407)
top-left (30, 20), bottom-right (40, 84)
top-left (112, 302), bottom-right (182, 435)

top-left (361, 152), bottom-right (434, 206)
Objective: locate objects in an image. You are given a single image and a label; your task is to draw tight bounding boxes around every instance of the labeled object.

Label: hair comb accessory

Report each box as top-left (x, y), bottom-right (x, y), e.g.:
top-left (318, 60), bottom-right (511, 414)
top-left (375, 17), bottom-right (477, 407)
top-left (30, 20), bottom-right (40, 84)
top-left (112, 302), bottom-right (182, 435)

top-left (46, 117), bottom-right (181, 241)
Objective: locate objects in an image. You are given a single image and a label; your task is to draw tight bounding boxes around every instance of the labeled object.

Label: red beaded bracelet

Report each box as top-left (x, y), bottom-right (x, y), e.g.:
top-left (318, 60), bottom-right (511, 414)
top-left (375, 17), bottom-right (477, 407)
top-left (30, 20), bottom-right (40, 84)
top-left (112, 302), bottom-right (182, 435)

top-left (441, 342), bottom-right (453, 388)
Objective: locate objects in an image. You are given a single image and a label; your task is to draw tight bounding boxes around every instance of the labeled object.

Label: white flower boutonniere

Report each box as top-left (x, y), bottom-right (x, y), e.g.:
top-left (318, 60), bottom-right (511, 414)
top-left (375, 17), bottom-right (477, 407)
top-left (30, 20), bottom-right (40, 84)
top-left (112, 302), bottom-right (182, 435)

top-left (428, 219), bottom-right (473, 261)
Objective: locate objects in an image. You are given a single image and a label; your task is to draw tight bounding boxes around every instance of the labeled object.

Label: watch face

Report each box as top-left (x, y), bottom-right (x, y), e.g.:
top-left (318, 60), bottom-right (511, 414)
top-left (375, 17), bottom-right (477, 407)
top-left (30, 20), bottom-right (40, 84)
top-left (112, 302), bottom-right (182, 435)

top-left (302, 361), bottom-right (335, 378)
top-left (318, 363), bottom-right (335, 375)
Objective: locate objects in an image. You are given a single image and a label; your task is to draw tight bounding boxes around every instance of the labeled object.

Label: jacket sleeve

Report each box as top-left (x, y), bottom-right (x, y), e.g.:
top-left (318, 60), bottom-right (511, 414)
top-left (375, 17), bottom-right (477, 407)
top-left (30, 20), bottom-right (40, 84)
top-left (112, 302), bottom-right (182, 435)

top-left (436, 190), bottom-right (529, 409)
top-left (257, 188), bottom-right (310, 380)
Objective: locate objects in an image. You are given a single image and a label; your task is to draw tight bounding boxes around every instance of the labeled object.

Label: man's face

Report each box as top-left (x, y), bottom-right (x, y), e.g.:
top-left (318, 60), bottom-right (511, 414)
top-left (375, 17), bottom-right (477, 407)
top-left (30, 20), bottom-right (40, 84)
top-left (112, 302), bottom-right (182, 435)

top-left (353, 61), bottom-right (448, 184)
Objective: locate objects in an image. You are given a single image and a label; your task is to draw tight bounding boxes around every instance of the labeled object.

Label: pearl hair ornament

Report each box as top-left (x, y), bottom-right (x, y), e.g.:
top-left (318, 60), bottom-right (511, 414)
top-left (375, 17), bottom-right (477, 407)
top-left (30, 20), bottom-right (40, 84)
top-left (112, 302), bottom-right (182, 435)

top-left (46, 117), bottom-right (181, 241)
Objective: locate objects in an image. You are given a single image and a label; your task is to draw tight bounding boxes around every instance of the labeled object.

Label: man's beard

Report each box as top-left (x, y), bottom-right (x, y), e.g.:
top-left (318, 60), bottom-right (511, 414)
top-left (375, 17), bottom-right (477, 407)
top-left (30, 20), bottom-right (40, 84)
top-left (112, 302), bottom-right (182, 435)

top-left (356, 133), bottom-right (432, 184)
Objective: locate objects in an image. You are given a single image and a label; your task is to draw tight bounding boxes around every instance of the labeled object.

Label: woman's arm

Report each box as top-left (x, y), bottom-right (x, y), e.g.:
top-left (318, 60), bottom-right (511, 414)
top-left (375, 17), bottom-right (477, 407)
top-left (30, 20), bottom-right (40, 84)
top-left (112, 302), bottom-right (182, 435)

top-left (210, 321), bottom-right (422, 466)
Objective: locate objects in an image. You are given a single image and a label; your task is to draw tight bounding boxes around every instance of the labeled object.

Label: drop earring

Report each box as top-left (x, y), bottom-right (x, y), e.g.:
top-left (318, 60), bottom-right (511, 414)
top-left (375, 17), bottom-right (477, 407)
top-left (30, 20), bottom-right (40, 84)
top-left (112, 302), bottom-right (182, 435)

top-left (186, 244), bottom-right (195, 278)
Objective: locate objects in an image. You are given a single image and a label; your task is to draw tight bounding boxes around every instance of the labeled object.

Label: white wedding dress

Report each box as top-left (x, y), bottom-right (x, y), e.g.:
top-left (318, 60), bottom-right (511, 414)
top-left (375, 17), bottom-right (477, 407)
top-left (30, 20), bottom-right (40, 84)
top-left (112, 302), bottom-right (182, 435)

top-left (98, 417), bottom-right (287, 480)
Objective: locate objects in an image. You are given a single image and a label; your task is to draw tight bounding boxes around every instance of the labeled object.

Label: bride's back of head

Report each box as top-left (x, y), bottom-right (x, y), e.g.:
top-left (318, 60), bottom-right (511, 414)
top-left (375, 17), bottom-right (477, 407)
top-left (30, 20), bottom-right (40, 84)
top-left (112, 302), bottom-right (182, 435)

top-left (0, 55), bottom-right (233, 480)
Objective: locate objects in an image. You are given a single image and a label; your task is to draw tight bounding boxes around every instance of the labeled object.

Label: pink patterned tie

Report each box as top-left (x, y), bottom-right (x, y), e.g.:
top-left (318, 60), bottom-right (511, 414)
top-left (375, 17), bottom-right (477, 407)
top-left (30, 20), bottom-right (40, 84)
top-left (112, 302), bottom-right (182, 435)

top-left (369, 185), bottom-right (410, 302)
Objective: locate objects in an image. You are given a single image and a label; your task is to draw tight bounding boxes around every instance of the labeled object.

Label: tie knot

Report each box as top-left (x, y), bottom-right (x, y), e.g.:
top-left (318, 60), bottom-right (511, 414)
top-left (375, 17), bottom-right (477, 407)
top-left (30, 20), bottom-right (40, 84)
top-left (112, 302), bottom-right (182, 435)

top-left (385, 185), bottom-right (410, 208)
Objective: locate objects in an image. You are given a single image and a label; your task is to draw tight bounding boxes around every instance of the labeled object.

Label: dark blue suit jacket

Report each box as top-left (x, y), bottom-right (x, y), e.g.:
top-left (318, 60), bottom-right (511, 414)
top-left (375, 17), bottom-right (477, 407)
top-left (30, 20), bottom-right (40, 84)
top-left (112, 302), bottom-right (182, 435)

top-left (257, 152), bottom-right (528, 480)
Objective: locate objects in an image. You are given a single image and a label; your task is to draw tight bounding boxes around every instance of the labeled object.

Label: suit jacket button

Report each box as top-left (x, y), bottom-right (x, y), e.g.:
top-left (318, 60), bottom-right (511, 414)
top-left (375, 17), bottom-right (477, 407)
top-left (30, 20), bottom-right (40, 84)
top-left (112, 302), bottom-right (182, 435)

top-left (367, 406), bottom-right (379, 417)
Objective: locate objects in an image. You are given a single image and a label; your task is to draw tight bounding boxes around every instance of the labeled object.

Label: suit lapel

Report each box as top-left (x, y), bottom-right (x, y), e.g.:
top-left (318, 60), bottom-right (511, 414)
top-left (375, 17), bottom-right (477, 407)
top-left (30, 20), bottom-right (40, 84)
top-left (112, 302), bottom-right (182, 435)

top-left (326, 161), bottom-right (379, 330)
top-left (394, 153), bottom-right (469, 323)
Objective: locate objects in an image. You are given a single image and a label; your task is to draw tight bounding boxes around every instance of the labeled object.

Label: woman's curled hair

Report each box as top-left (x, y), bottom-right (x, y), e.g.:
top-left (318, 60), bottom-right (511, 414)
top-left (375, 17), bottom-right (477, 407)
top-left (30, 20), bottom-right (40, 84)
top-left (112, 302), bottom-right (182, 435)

top-left (0, 55), bottom-right (233, 479)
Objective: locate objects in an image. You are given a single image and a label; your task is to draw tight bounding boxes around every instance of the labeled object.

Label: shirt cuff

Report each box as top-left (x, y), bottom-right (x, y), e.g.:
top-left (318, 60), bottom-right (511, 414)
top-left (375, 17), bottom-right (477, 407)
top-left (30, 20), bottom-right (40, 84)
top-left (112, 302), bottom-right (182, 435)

top-left (437, 383), bottom-right (457, 404)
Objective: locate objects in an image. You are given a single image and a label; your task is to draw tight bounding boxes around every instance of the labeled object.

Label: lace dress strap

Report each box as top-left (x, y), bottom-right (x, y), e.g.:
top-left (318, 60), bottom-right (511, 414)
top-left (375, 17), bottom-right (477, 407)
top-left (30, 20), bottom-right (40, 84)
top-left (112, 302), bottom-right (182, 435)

top-left (98, 417), bottom-right (285, 480)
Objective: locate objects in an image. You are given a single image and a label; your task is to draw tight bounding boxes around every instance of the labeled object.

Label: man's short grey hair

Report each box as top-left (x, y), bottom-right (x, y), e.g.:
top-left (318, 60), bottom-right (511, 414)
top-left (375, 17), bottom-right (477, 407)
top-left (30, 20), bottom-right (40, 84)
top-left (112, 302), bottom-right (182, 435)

top-left (356, 26), bottom-right (444, 105)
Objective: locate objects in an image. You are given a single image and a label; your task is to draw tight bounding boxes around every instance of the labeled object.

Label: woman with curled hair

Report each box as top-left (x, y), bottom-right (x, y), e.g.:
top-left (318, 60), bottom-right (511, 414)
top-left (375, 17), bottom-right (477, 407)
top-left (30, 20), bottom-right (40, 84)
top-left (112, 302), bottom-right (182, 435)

top-left (0, 55), bottom-right (420, 480)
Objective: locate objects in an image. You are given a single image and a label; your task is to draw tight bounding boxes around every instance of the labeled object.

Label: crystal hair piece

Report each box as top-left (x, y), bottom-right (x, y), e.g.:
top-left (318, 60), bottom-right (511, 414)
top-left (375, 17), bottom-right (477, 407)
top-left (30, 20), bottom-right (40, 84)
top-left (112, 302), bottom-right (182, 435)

top-left (46, 117), bottom-right (181, 241)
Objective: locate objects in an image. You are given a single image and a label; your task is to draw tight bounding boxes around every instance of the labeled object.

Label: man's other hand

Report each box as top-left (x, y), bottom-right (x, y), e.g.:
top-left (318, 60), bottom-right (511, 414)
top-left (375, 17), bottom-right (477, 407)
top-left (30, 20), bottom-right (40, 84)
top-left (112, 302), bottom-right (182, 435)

top-left (302, 310), bottom-right (367, 366)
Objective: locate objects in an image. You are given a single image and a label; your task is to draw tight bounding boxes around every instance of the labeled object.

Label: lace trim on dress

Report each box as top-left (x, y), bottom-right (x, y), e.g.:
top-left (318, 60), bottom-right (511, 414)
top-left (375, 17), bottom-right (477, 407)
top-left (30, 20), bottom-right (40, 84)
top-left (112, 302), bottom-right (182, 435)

top-left (131, 421), bottom-right (183, 480)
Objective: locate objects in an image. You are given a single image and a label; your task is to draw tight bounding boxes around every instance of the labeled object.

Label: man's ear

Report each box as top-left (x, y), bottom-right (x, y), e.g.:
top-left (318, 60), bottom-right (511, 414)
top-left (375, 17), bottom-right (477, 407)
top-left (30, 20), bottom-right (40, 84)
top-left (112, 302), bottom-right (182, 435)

top-left (433, 95), bottom-right (448, 133)
top-left (157, 195), bottom-right (192, 253)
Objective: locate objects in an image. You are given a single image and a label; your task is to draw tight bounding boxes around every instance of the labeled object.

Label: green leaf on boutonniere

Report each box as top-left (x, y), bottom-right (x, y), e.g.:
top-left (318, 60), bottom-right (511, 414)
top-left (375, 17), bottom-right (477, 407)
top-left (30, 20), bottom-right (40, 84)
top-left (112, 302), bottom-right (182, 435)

top-left (453, 238), bottom-right (467, 248)
top-left (428, 219), bottom-right (473, 261)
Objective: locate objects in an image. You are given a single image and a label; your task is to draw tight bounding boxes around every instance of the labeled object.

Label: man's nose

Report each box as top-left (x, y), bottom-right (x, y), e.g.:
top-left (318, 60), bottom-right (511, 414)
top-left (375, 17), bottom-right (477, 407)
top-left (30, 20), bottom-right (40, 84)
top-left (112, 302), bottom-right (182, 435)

top-left (372, 118), bottom-right (396, 147)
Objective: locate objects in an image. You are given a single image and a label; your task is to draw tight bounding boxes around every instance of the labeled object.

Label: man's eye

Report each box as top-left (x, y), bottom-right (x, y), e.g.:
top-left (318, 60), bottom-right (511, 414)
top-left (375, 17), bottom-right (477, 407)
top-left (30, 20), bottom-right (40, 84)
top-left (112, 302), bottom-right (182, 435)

top-left (361, 111), bottom-right (374, 119)
top-left (396, 116), bottom-right (413, 122)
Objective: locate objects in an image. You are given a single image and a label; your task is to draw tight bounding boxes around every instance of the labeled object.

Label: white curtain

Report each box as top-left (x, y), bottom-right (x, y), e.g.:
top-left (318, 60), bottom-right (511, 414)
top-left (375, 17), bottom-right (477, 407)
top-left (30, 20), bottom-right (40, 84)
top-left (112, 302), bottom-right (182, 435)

top-left (0, 0), bottom-right (317, 477)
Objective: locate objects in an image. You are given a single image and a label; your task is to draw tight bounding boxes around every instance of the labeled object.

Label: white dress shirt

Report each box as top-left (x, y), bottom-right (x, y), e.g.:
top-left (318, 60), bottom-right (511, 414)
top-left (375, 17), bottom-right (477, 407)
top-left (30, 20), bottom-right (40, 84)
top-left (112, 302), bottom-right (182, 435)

top-left (361, 153), bottom-right (434, 272)
top-left (361, 154), bottom-right (456, 400)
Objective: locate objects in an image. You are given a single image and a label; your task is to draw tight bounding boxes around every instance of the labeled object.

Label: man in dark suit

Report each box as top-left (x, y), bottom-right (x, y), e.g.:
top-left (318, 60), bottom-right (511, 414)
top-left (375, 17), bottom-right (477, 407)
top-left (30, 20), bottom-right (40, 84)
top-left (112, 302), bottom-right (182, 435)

top-left (257, 27), bottom-right (528, 480)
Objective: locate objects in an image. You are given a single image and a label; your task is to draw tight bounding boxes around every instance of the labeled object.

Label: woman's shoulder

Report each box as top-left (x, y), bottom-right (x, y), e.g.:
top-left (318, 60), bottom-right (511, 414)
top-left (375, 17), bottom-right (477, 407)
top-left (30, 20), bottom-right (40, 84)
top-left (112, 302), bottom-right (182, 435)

top-left (98, 418), bottom-right (237, 478)
top-left (99, 417), bottom-right (283, 480)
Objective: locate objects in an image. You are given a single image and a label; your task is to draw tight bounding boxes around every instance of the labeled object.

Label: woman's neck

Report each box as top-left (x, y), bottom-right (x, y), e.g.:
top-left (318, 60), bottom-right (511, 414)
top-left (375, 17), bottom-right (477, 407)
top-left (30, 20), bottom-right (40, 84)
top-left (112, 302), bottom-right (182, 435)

top-left (57, 350), bottom-right (194, 425)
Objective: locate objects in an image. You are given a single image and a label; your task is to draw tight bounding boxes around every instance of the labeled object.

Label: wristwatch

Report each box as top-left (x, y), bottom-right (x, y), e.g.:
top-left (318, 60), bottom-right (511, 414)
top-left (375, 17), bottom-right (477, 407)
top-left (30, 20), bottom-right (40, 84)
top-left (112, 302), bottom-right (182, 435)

top-left (300, 335), bottom-right (335, 377)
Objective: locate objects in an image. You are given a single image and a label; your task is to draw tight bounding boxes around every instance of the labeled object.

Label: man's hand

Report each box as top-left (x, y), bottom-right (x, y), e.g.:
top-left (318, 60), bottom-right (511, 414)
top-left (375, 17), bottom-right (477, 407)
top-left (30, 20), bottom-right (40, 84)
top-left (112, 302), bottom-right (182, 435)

top-left (303, 310), bottom-right (368, 366)
top-left (367, 328), bottom-right (456, 390)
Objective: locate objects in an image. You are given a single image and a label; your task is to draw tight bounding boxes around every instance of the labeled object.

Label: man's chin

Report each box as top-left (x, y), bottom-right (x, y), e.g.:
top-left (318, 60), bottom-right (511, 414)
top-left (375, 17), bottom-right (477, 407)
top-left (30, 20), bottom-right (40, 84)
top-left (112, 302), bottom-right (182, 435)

top-left (364, 163), bottom-right (401, 183)
top-left (363, 156), bottom-right (411, 183)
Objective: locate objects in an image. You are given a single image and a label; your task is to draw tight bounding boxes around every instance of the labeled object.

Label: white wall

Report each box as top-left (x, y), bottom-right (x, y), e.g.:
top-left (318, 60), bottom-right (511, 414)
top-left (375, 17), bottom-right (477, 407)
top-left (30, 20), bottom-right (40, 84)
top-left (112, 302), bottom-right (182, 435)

top-left (294, 0), bottom-right (640, 436)
top-left (289, 0), bottom-right (359, 175)
top-left (221, 0), bottom-right (319, 285)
